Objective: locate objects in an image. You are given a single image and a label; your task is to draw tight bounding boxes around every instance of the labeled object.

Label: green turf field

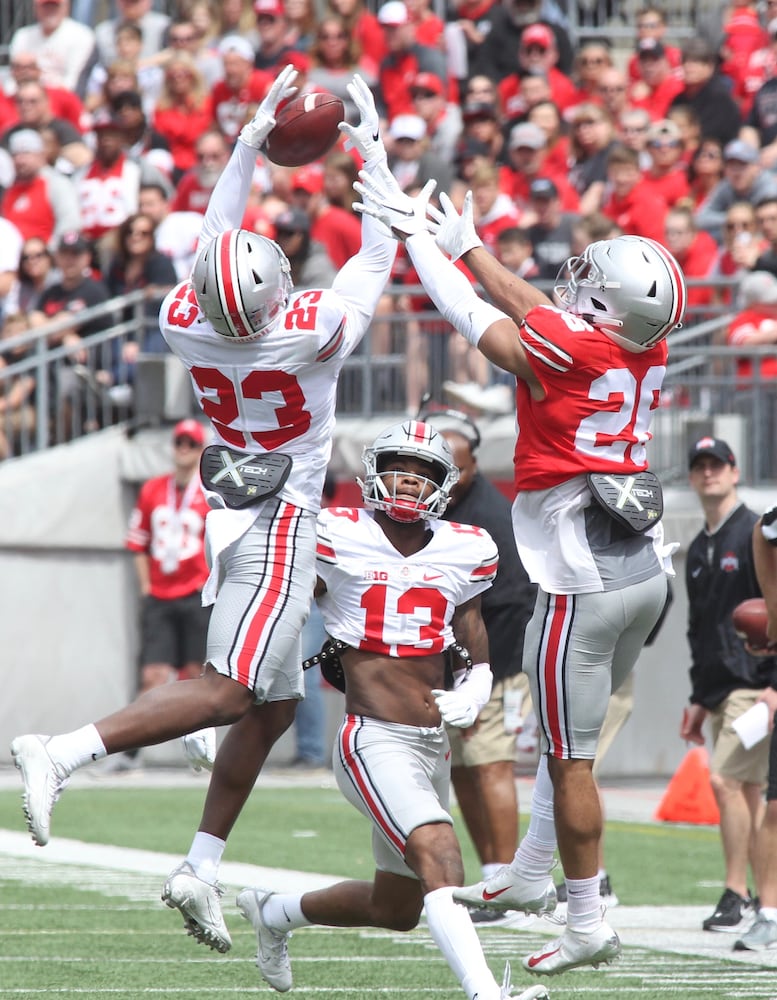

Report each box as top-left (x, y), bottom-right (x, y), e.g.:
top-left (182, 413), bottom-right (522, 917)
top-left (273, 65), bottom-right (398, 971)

top-left (0, 784), bottom-right (774, 999)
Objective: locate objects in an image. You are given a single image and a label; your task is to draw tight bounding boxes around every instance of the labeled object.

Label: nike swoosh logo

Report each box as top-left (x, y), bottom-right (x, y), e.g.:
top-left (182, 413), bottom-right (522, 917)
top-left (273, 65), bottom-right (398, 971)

top-left (482, 885), bottom-right (512, 900)
top-left (527, 946), bottom-right (561, 968)
top-left (423, 572), bottom-right (443, 581)
top-left (372, 131), bottom-right (380, 142)
top-left (692, 567), bottom-right (702, 578)
top-left (445, 749), bottom-right (451, 760)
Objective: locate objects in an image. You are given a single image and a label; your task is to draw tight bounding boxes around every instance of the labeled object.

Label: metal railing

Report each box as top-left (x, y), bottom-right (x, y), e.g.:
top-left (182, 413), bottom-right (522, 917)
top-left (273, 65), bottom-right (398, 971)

top-left (4, 281), bottom-right (777, 484)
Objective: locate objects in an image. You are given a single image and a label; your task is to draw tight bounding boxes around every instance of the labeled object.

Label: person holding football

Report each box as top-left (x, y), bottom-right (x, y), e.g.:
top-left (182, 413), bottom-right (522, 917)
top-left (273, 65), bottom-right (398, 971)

top-left (9, 64), bottom-right (399, 954)
top-left (353, 170), bottom-right (685, 975)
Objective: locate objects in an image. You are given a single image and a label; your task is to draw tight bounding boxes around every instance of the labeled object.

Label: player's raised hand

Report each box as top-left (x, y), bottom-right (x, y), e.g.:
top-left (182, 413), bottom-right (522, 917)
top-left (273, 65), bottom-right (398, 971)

top-left (354, 169), bottom-right (436, 241)
top-left (239, 64), bottom-right (298, 149)
top-left (339, 75), bottom-right (383, 163)
top-left (427, 190), bottom-right (483, 262)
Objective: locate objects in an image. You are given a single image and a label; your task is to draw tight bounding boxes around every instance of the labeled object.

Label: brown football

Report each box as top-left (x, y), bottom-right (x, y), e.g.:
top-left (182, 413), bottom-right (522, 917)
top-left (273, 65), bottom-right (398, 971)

top-left (732, 598), bottom-right (770, 649)
top-left (266, 93), bottom-right (344, 167)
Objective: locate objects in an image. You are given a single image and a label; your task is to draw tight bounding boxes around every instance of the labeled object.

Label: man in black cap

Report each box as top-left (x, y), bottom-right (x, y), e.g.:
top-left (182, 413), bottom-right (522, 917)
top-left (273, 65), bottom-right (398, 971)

top-left (683, 435), bottom-right (776, 933)
top-left (273, 205), bottom-right (336, 288)
top-left (525, 177), bottom-right (577, 280)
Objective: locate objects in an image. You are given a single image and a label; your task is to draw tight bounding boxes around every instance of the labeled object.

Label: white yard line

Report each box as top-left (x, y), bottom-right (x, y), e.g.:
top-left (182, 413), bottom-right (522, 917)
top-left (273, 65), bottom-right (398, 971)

top-left (1, 828), bottom-right (775, 972)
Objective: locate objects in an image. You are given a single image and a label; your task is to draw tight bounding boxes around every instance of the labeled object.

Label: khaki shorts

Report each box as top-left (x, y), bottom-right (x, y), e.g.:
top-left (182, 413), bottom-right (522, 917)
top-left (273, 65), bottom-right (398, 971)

top-left (710, 688), bottom-right (770, 785)
top-left (592, 672), bottom-right (635, 780)
top-left (448, 673), bottom-right (532, 768)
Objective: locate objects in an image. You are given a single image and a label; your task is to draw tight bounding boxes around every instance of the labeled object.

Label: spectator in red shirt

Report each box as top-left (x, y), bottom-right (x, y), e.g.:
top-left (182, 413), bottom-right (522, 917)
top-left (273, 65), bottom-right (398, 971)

top-left (152, 52), bottom-right (213, 182)
top-left (498, 22), bottom-right (578, 123)
top-left (627, 4), bottom-right (682, 83)
top-left (662, 204), bottom-right (718, 309)
top-left (171, 129), bottom-right (231, 216)
top-left (641, 117), bottom-right (690, 207)
top-left (726, 269), bottom-right (777, 380)
top-left (1, 80), bottom-right (91, 174)
top-left (2, 128), bottom-right (81, 245)
top-left (718, 0), bottom-right (768, 107)
top-left (470, 158), bottom-right (522, 254)
top-left (326, 0), bottom-right (386, 79)
top-left (119, 418), bottom-right (213, 771)
top-left (404, 0), bottom-right (445, 49)
top-left (571, 39), bottom-right (614, 106)
top-left (253, 0), bottom-right (310, 75)
top-left (376, 0), bottom-right (447, 122)
top-left (288, 162), bottom-right (362, 268)
top-left (595, 65), bottom-right (632, 126)
top-left (527, 99), bottom-right (570, 178)
top-left (629, 38), bottom-right (684, 121)
top-left (208, 35), bottom-right (273, 144)
top-left (600, 142), bottom-right (669, 242)
top-left (503, 120), bottom-right (580, 212)
top-left (4, 50), bottom-right (87, 134)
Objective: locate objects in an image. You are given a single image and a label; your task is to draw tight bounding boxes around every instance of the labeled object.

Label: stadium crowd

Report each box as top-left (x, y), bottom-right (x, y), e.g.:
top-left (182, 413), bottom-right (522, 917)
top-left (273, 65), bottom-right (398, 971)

top-left (3, 0), bottom-right (777, 445)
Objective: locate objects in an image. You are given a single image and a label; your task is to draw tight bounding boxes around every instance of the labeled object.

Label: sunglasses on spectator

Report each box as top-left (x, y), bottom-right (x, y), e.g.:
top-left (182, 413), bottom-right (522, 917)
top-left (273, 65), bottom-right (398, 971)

top-left (412, 89), bottom-right (438, 99)
top-left (174, 436), bottom-right (200, 448)
top-left (649, 139), bottom-right (681, 148)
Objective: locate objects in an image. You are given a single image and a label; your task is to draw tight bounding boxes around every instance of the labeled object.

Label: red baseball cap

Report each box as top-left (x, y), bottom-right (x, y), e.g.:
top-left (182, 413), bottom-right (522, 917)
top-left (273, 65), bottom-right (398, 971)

top-left (253, 0), bottom-right (285, 17)
top-left (173, 419), bottom-right (207, 445)
top-left (521, 23), bottom-right (554, 48)
top-left (411, 72), bottom-right (444, 96)
top-left (292, 163), bottom-right (325, 193)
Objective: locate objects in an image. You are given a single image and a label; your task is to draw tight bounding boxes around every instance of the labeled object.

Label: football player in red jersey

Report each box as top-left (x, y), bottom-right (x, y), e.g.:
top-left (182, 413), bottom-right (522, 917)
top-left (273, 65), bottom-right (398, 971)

top-left (236, 420), bottom-right (545, 1000)
top-left (10, 64), bottom-right (398, 945)
top-left (355, 170), bottom-right (686, 975)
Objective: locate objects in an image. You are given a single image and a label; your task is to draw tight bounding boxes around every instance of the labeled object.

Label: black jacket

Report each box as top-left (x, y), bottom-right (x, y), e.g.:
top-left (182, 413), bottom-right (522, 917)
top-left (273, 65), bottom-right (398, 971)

top-left (443, 472), bottom-right (536, 681)
top-left (685, 502), bottom-right (777, 708)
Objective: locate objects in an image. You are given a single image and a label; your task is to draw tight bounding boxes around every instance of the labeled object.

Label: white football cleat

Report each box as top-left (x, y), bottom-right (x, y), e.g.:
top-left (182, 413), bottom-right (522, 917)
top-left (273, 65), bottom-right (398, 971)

top-left (162, 861), bottom-right (232, 953)
top-left (237, 887), bottom-right (293, 993)
top-left (10, 734), bottom-right (69, 847)
top-left (454, 865), bottom-right (557, 915)
top-left (522, 921), bottom-right (621, 975)
top-left (182, 728), bottom-right (216, 772)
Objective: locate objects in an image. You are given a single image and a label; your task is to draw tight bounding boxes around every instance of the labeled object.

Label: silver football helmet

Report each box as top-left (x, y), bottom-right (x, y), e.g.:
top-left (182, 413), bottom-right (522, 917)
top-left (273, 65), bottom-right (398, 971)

top-left (359, 420), bottom-right (459, 522)
top-left (192, 229), bottom-right (292, 342)
top-left (553, 235), bottom-right (687, 351)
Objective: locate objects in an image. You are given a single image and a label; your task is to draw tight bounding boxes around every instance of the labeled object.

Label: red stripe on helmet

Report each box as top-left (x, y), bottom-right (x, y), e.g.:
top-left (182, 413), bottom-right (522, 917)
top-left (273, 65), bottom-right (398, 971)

top-left (217, 230), bottom-right (253, 340)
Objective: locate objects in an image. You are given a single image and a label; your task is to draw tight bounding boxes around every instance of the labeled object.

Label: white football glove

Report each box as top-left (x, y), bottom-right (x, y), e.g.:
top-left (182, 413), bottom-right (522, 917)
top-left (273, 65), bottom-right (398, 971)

top-left (431, 662), bottom-right (493, 729)
top-left (181, 727), bottom-right (216, 773)
top-left (338, 75), bottom-right (384, 164)
top-left (238, 63), bottom-right (299, 150)
top-left (354, 169), bottom-right (437, 241)
top-left (427, 190), bottom-right (483, 262)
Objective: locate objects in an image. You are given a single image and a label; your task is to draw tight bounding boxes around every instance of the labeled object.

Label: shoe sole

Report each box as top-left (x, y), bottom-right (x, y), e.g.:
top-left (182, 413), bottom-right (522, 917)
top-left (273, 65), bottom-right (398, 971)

top-left (162, 885), bottom-right (232, 954)
top-left (11, 737), bottom-right (50, 847)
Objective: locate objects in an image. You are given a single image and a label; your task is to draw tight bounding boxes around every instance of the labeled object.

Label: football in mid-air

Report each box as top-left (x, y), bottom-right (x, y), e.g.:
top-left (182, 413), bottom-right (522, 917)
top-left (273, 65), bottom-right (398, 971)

top-left (266, 93), bottom-right (344, 167)
top-left (732, 598), bottom-right (770, 649)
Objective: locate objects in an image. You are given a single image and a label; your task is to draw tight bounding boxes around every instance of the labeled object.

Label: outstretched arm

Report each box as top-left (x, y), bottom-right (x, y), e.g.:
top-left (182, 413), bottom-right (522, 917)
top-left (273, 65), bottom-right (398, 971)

top-left (197, 65), bottom-right (298, 251)
top-left (330, 76), bottom-right (397, 344)
top-left (354, 175), bottom-right (543, 389)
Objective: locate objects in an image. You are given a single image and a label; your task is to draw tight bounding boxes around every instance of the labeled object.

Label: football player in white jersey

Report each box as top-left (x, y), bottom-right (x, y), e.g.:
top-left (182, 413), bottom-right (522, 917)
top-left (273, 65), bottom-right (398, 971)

top-left (9, 64), bottom-right (399, 935)
top-left (354, 172), bottom-right (686, 975)
top-left (236, 419), bottom-right (546, 1000)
